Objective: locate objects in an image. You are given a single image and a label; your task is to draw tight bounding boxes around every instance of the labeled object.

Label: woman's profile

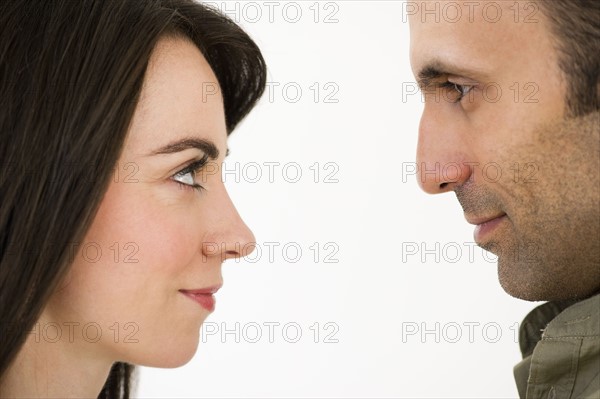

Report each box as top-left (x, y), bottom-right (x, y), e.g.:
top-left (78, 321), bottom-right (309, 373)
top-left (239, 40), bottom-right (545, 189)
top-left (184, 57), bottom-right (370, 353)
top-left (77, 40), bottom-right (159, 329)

top-left (0, 0), bottom-right (266, 397)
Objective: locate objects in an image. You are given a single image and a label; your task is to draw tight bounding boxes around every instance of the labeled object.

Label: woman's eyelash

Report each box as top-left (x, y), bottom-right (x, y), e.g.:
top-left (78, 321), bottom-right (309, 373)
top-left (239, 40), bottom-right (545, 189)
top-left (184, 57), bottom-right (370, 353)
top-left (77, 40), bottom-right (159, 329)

top-left (172, 155), bottom-right (210, 192)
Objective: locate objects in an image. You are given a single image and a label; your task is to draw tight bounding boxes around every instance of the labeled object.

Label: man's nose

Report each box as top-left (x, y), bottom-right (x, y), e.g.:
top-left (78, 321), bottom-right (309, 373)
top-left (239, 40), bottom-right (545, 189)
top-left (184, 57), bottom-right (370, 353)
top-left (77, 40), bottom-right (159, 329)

top-left (416, 105), bottom-right (473, 194)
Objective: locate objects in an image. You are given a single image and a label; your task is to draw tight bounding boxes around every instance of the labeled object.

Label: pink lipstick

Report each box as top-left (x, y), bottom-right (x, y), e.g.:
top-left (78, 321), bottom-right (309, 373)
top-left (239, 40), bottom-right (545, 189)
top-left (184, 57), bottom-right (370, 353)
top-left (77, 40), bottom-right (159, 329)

top-left (179, 285), bottom-right (221, 312)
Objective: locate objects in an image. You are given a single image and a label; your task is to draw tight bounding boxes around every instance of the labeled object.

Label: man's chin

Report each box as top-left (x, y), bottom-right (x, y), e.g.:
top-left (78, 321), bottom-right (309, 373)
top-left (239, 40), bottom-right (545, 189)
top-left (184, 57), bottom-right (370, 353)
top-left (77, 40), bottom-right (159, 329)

top-left (477, 239), bottom-right (550, 300)
top-left (498, 277), bottom-right (546, 302)
top-left (496, 255), bottom-right (553, 301)
top-left (496, 256), bottom-right (596, 302)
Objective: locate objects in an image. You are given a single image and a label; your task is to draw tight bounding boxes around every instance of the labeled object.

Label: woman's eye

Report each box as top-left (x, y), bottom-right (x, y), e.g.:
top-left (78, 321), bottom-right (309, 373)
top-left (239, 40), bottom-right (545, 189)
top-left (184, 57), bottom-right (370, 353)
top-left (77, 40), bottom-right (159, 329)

top-left (173, 170), bottom-right (196, 186)
top-left (171, 157), bottom-right (208, 192)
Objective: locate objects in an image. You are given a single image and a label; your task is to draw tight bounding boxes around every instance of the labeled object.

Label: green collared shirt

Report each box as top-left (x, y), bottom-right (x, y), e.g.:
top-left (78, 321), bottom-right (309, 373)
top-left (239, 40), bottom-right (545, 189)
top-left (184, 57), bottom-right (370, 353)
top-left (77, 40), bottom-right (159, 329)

top-left (514, 294), bottom-right (600, 398)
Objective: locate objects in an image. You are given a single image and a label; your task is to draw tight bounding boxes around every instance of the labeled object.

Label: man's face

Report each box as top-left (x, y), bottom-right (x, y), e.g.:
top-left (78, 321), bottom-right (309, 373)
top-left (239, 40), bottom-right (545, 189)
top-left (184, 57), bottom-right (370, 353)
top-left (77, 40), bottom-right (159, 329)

top-left (408, 0), bottom-right (599, 301)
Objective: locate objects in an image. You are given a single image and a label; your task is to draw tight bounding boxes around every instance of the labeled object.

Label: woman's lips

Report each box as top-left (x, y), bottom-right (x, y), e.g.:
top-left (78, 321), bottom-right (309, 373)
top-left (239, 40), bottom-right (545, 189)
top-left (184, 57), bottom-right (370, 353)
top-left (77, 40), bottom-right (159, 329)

top-left (180, 292), bottom-right (216, 312)
top-left (472, 214), bottom-right (507, 243)
top-left (179, 285), bottom-right (221, 312)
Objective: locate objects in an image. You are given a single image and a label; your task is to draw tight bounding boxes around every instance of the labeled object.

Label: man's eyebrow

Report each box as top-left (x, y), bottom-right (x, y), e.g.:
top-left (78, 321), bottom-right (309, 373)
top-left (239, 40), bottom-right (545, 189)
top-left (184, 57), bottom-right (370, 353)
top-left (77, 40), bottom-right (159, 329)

top-left (417, 60), bottom-right (487, 88)
top-left (417, 65), bottom-right (445, 88)
top-left (147, 137), bottom-right (226, 159)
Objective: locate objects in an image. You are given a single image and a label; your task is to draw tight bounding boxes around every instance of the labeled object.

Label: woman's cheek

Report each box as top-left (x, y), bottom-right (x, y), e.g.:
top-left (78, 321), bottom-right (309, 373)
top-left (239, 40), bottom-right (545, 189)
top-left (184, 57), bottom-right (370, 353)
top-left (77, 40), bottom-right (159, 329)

top-left (137, 199), bottom-right (203, 272)
top-left (103, 180), bottom-right (202, 273)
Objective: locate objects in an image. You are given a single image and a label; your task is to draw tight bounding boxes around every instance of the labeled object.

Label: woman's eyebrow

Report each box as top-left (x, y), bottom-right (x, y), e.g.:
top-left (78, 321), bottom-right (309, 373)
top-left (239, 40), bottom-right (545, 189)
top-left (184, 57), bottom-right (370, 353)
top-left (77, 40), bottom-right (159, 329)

top-left (147, 137), bottom-right (222, 159)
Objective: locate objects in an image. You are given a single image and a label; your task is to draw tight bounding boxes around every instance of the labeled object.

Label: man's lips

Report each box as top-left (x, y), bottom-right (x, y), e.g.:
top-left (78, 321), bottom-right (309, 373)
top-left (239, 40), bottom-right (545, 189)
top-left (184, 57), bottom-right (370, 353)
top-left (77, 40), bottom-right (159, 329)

top-left (466, 213), bottom-right (507, 243)
top-left (179, 284), bottom-right (222, 312)
top-left (465, 213), bottom-right (507, 226)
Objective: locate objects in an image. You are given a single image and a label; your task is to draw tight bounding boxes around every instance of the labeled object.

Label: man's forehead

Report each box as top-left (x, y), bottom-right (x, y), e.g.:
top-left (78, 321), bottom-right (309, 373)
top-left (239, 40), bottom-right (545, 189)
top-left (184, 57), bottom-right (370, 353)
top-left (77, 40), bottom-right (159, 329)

top-left (407, 0), bottom-right (536, 24)
top-left (408, 1), bottom-right (549, 76)
top-left (409, 18), bottom-right (497, 77)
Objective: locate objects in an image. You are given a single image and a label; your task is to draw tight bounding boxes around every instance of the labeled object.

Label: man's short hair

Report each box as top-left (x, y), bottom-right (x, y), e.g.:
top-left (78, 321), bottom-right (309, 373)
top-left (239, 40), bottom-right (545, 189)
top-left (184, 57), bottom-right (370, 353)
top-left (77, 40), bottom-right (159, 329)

top-left (538, 0), bottom-right (600, 116)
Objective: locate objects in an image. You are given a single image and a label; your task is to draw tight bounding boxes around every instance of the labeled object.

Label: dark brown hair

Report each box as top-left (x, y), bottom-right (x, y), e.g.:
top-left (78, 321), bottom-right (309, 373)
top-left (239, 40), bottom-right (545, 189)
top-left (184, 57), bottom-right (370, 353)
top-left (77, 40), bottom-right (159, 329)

top-left (0, 0), bottom-right (266, 397)
top-left (538, 0), bottom-right (600, 116)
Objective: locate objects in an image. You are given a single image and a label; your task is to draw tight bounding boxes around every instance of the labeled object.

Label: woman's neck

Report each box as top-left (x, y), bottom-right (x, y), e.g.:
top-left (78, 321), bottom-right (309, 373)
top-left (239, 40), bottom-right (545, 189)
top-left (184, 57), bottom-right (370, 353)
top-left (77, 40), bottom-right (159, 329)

top-left (0, 314), bottom-right (115, 398)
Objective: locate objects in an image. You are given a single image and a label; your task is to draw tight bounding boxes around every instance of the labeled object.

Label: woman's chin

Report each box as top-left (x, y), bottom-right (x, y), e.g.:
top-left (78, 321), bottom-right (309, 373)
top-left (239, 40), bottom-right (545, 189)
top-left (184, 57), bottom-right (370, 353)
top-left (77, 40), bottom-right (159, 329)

top-left (121, 333), bottom-right (201, 369)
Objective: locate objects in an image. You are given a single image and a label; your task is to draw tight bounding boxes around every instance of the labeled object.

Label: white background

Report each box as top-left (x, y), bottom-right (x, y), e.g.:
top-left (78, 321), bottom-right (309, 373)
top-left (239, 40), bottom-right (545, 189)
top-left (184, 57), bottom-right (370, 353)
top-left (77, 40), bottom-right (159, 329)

top-left (138, 1), bottom-right (539, 397)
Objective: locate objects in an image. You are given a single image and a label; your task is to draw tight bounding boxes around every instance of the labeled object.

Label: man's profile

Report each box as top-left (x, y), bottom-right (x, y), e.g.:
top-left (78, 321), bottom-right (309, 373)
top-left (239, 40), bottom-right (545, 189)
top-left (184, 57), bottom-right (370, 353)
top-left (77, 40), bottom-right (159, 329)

top-left (408, 1), bottom-right (599, 397)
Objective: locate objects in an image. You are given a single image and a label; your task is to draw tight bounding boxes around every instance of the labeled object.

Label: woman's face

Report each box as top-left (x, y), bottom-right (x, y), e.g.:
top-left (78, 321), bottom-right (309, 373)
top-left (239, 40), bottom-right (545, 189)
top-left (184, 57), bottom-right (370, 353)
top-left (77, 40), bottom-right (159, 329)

top-left (44, 36), bottom-right (255, 367)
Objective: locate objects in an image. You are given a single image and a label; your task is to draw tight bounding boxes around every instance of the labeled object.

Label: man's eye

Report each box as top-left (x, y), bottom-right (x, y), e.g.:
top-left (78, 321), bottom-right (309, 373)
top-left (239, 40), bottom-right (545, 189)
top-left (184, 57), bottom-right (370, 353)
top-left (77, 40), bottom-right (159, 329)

top-left (441, 81), bottom-right (474, 103)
